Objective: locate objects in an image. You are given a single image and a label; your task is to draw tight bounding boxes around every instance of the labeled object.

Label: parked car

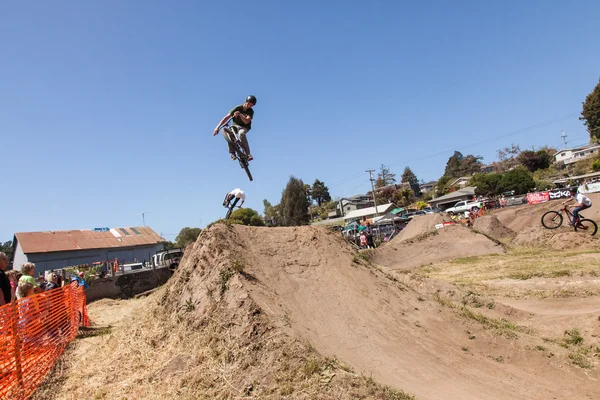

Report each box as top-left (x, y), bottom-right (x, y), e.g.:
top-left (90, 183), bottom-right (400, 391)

top-left (421, 206), bottom-right (442, 214)
top-left (404, 210), bottom-right (427, 218)
top-left (444, 199), bottom-right (484, 215)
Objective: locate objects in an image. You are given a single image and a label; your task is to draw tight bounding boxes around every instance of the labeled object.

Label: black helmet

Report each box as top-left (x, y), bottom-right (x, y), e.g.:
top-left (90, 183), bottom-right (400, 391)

top-left (246, 95), bottom-right (257, 105)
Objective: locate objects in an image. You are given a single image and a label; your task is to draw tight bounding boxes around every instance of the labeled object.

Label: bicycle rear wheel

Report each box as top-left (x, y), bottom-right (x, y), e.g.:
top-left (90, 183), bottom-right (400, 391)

top-left (541, 211), bottom-right (563, 229)
top-left (225, 207), bottom-right (233, 219)
top-left (238, 157), bottom-right (253, 181)
top-left (575, 219), bottom-right (598, 236)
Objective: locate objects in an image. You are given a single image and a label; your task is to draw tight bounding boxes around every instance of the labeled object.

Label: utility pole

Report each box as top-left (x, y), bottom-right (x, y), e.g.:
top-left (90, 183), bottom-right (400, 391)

top-left (140, 212), bottom-right (151, 227)
top-left (561, 130), bottom-right (568, 148)
top-left (366, 169), bottom-right (379, 217)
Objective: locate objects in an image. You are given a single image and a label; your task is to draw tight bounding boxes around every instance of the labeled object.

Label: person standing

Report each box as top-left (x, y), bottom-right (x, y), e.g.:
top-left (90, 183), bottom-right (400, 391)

top-left (0, 252), bottom-right (11, 306)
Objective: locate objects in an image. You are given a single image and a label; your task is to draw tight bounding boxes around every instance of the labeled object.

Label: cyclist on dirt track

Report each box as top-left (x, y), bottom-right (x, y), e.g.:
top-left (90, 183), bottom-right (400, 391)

top-left (213, 95), bottom-right (257, 161)
top-left (223, 188), bottom-right (246, 209)
top-left (562, 187), bottom-right (592, 227)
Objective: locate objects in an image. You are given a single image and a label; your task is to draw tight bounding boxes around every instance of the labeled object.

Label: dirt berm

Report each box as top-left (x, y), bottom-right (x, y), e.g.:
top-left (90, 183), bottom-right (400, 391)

top-left (395, 213), bottom-right (454, 242)
top-left (374, 224), bottom-right (505, 270)
top-left (48, 224), bottom-right (599, 400)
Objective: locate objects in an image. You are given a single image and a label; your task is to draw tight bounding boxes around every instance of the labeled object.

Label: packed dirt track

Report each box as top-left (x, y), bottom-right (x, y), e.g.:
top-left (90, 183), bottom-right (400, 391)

top-left (34, 201), bottom-right (600, 399)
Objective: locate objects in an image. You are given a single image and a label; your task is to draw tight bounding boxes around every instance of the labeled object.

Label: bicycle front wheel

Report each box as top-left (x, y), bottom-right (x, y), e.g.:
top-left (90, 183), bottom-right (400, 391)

top-left (575, 219), bottom-right (598, 236)
top-left (541, 211), bottom-right (563, 229)
top-left (225, 207), bottom-right (233, 219)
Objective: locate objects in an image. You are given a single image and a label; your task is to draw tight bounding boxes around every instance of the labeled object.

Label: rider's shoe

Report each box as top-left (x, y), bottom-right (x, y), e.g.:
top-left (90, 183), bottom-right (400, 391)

top-left (247, 154), bottom-right (254, 161)
top-left (230, 153), bottom-right (237, 161)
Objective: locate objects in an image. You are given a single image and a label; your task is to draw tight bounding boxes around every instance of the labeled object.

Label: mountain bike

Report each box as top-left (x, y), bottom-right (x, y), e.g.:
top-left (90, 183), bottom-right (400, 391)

top-left (541, 205), bottom-right (598, 236)
top-left (217, 122), bottom-right (253, 181)
top-left (224, 197), bottom-right (241, 219)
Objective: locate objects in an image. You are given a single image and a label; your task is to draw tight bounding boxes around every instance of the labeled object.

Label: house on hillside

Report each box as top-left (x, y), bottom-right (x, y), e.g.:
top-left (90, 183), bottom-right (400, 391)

top-left (554, 144), bottom-right (600, 165)
top-left (11, 226), bottom-right (165, 276)
top-left (343, 203), bottom-right (397, 223)
top-left (427, 187), bottom-right (476, 210)
top-left (419, 181), bottom-right (437, 194)
top-left (448, 176), bottom-right (471, 188)
top-left (328, 194), bottom-right (374, 219)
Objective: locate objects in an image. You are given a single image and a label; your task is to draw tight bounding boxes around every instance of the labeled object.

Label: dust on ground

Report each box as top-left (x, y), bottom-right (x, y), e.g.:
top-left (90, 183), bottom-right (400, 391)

top-left (34, 219), bottom-right (600, 400)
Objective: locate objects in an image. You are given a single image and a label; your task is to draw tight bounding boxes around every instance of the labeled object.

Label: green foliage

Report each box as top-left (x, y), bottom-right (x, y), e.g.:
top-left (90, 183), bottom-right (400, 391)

top-left (517, 150), bottom-right (552, 172)
top-left (435, 175), bottom-right (452, 196)
top-left (415, 200), bottom-right (427, 210)
top-left (0, 241), bottom-right (13, 262)
top-left (228, 208), bottom-right (265, 226)
top-left (401, 166), bottom-right (421, 196)
top-left (593, 160), bottom-right (600, 172)
top-left (444, 151), bottom-right (484, 178)
top-left (175, 227), bottom-right (202, 249)
top-left (375, 164), bottom-right (397, 188)
top-left (263, 199), bottom-right (279, 226)
top-left (163, 241), bottom-right (177, 250)
top-left (470, 173), bottom-right (503, 197)
top-left (580, 77), bottom-right (600, 141)
top-left (499, 166), bottom-right (536, 195)
top-left (280, 176), bottom-right (311, 226)
top-left (534, 179), bottom-right (555, 191)
top-left (395, 188), bottom-right (415, 207)
top-left (310, 179), bottom-right (331, 206)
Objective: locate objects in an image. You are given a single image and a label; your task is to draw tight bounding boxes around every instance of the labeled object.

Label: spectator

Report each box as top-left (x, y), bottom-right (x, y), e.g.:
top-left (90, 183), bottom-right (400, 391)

top-left (366, 231), bottom-right (375, 249)
top-left (44, 272), bottom-right (60, 292)
top-left (0, 252), bottom-right (11, 306)
top-left (360, 232), bottom-right (368, 249)
top-left (37, 275), bottom-right (47, 292)
top-left (17, 263), bottom-right (42, 298)
top-left (6, 270), bottom-right (19, 302)
top-left (71, 272), bottom-right (89, 290)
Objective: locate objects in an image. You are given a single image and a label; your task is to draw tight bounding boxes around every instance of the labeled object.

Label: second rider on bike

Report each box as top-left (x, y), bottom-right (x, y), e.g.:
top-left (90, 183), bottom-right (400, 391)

top-left (562, 187), bottom-right (593, 227)
top-left (213, 95), bottom-right (257, 161)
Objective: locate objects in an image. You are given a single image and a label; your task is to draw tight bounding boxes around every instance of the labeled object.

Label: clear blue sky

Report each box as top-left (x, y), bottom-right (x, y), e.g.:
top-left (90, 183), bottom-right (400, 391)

top-left (2, 0), bottom-right (599, 241)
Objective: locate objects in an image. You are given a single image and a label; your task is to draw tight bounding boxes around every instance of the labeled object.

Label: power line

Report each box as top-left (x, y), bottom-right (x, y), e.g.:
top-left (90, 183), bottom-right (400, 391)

top-left (328, 112), bottom-right (579, 191)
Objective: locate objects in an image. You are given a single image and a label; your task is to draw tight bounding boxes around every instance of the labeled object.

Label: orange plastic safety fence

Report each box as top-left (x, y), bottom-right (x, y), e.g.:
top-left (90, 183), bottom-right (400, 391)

top-left (0, 282), bottom-right (89, 400)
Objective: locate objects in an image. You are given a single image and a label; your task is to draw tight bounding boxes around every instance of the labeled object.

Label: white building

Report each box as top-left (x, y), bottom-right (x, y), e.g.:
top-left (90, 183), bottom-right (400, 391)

top-left (554, 144), bottom-right (600, 165)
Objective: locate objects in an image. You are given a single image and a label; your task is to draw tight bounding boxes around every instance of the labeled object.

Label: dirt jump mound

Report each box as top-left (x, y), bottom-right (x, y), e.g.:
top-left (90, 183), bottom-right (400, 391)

top-left (48, 224), bottom-right (599, 400)
top-left (473, 215), bottom-right (515, 241)
top-left (375, 224), bottom-right (505, 270)
top-left (396, 213), bottom-right (454, 242)
top-left (513, 225), bottom-right (600, 250)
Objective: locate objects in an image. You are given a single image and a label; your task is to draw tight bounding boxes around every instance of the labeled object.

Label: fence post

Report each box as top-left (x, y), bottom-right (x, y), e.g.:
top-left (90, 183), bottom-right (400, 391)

top-left (11, 301), bottom-right (24, 395)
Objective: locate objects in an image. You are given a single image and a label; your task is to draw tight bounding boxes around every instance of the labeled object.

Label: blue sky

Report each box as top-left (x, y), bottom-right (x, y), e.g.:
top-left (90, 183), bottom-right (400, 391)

top-left (2, 0), bottom-right (599, 241)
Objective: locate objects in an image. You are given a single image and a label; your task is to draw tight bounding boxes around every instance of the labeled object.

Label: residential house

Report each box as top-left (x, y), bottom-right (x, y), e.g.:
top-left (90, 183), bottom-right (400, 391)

top-left (554, 144), bottom-right (600, 165)
top-left (448, 176), bottom-right (471, 188)
top-left (419, 181), bottom-right (437, 194)
top-left (11, 226), bottom-right (165, 276)
top-left (343, 203), bottom-right (397, 223)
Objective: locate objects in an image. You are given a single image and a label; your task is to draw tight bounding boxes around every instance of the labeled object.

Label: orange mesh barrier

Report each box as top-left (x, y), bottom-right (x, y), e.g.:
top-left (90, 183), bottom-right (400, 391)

top-left (0, 282), bottom-right (89, 400)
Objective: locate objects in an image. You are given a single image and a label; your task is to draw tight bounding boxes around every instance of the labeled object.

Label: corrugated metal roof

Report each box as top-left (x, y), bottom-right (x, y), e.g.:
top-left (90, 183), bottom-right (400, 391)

top-left (343, 203), bottom-right (396, 221)
top-left (15, 226), bottom-right (165, 254)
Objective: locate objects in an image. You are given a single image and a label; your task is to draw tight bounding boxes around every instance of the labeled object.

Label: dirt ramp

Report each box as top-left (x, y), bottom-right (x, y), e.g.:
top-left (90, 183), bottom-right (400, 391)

top-left (375, 224), bottom-right (505, 270)
top-left (396, 213), bottom-right (453, 242)
top-left (473, 215), bottom-right (515, 241)
top-left (513, 225), bottom-right (600, 250)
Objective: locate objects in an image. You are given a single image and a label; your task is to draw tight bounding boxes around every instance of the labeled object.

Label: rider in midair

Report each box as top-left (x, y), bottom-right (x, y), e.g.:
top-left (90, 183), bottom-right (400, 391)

top-left (213, 95), bottom-right (257, 161)
top-left (223, 188), bottom-right (246, 209)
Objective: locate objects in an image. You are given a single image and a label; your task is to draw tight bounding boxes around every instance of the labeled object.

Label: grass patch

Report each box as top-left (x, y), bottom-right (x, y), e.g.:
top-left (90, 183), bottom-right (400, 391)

top-left (569, 348), bottom-right (593, 368)
top-left (459, 307), bottom-right (529, 336)
top-left (218, 258), bottom-right (246, 294)
top-left (563, 329), bottom-right (584, 346)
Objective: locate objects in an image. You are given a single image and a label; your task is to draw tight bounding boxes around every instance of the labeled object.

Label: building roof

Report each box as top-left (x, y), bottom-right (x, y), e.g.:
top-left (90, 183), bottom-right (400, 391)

top-left (14, 226), bottom-right (165, 254)
top-left (428, 187), bottom-right (476, 205)
top-left (343, 203), bottom-right (396, 220)
top-left (552, 171), bottom-right (600, 184)
top-left (448, 176), bottom-right (471, 187)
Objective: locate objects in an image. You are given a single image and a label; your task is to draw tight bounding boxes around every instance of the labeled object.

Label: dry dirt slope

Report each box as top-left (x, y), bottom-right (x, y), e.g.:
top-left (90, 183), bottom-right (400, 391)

top-left (198, 225), bottom-right (595, 400)
top-left (37, 223), bottom-right (599, 400)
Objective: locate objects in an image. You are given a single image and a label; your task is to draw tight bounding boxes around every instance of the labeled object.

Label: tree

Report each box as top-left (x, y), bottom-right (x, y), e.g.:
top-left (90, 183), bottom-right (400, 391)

top-left (0, 241), bottom-right (13, 262)
top-left (435, 175), bottom-right (452, 196)
top-left (469, 173), bottom-right (503, 197)
top-left (311, 179), bottom-right (331, 206)
top-left (375, 164), bottom-right (396, 188)
top-left (580, 78), bottom-right (600, 141)
top-left (175, 227), bottom-right (202, 249)
top-left (517, 150), bottom-right (552, 172)
top-left (263, 199), bottom-right (279, 226)
top-left (374, 185), bottom-right (398, 205)
top-left (444, 151), bottom-right (483, 178)
top-left (444, 151), bottom-right (464, 178)
top-left (279, 176), bottom-right (310, 226)
top-left (163, 241), bottom-right (177, 250)
top-left (499, 166), bottom-right (536, 195)
top-left (401, 166), bottom-right (421, 196)
top-left (394, 188), bottom-right (415, 207)
top-left (229, 208), bottom-right (265, 226)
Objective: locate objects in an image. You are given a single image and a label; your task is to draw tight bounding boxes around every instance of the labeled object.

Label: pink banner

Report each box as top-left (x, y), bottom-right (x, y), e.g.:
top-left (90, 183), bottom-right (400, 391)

top-left (527, 191), bottom-right (550, 204)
